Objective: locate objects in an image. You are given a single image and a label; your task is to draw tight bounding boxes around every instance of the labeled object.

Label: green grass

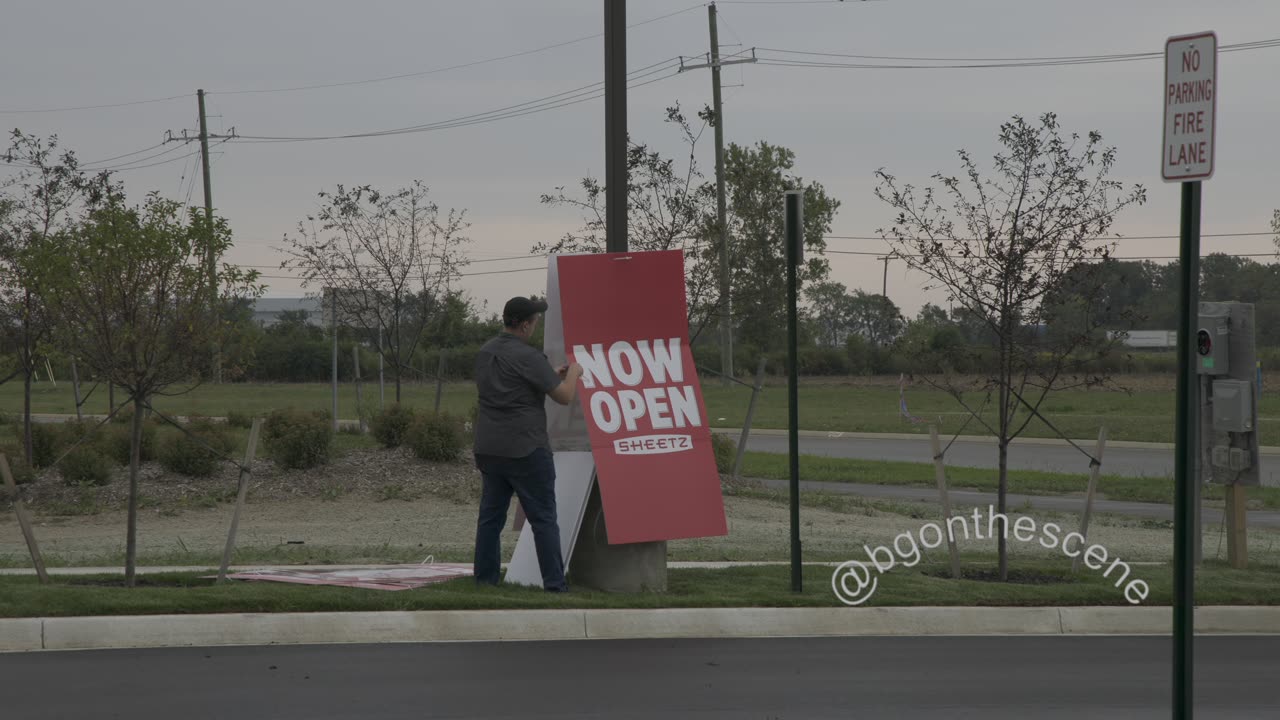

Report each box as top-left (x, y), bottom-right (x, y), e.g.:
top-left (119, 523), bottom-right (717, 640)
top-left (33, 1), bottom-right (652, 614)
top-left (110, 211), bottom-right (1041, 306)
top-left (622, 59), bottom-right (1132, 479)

top-left (0, 561), bottom-right (1276, 618)
top-left (700, 381), bottom-right (1280, 445)
top-left (2, 382), bottom-right (478, 424)
top-left (7, 378), bottom-right (1278, 445)
top-left (737, 452), bottom-right (1280, 509)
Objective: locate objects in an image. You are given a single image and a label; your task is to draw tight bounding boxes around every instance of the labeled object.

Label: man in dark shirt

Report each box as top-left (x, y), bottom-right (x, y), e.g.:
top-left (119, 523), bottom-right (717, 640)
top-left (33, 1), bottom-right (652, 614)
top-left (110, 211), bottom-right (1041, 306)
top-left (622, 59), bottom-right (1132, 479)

top-left (472, 296), bottom-right (583, 591)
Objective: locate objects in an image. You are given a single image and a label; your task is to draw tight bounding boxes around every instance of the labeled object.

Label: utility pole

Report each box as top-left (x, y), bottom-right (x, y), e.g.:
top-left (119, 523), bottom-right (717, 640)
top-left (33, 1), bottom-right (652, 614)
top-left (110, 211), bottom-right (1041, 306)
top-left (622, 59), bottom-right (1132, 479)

top-left (164, 89), bottom-right (237, 383)
top-left (681, 6), bottom-right (756, 384)
top-left (877, 256), bottom-right (891, 297)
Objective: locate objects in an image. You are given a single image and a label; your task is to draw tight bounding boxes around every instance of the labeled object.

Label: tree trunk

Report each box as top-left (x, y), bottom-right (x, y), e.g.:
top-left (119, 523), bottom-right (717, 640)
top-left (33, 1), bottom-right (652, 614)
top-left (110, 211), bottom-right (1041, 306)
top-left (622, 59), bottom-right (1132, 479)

top-left (997, 436), bottom-right (1009, 582)
top-left (393, 321), bottom-right (403, 404)
top-left (125, 395), bottom-right (143, 588)
top-left (997, 346), bottom-right (1011, 582)
top-left (22, 358), bottom-right (33, 467)
top-left (21, 294), bottom-right (33, 466)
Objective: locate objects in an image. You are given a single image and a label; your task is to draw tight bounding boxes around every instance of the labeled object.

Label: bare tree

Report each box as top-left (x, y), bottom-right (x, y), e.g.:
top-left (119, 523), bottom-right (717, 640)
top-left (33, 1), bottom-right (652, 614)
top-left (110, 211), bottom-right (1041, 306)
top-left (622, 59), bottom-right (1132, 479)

top-left (874, 113), bottom-right (1146, 580)
top-left (538, 105), bottom-right (720, 337)
top-left (280, 181), bottom-right (469, 402)
top-left (40, 191), bottom-right (261, 586)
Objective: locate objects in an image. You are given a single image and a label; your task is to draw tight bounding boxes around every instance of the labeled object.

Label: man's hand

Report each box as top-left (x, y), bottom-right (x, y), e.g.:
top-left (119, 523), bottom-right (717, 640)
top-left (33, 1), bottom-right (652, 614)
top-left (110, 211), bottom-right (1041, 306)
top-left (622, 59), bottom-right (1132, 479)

top-left (549, 363), bottom-right (584, 405)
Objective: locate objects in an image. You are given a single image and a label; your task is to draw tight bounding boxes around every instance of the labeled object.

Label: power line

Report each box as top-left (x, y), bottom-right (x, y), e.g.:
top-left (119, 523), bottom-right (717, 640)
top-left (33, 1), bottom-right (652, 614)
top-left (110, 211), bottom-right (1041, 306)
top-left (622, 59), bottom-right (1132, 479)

top-left (755, 37), bottom-right (1280, 70)
top-left (0, 93), bottom-right (191, 116)
top-left (0, 4), bottom-right (706, 112)
top-left (231, 59), bottom-right (685, 143)
top-left (211, 3), bottom-right (706, 96)
top-left (241, 254), bottom-right (550, 271)
top-left (91, 148), bottom-right (204, 173)
top-left (823, 249), bottom-right (1279, 261)
top-left (81, 142), bottom-right (168, 166)
top-left (252, 265), bottom-right (547, 282)
top-left (825, 231), bottom-right (1277, 242)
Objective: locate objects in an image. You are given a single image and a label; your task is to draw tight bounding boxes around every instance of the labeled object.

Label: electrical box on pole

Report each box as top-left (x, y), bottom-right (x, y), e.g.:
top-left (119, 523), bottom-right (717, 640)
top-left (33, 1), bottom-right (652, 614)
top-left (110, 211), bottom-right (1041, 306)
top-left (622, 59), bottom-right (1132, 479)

top-left (1197, 302), bottom-right (1261, 488)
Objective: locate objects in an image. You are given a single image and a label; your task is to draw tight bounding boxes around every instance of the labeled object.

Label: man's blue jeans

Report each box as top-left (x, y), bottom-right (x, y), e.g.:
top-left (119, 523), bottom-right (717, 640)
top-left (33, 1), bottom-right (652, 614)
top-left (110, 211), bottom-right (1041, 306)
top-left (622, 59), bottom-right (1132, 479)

top-left (473, 448), bottom-right (567, 591)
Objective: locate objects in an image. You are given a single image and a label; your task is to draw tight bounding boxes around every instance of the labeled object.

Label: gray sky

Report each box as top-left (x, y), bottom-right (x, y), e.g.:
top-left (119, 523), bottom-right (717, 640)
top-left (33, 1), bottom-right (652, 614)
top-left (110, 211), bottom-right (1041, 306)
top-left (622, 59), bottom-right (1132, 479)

top-left (4, 0), bottom-right (1277, 318)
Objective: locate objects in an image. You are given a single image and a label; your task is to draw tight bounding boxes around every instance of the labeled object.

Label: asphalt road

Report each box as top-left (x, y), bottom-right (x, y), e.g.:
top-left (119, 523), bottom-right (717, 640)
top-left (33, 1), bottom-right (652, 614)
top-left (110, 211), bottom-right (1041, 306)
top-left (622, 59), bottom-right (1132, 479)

top-left (3, 637), bottom-right (1277, 719)
top-left (756, 479), bottom-right (1280, 529)
top-left (736, 431), bottom-right (1181, 478)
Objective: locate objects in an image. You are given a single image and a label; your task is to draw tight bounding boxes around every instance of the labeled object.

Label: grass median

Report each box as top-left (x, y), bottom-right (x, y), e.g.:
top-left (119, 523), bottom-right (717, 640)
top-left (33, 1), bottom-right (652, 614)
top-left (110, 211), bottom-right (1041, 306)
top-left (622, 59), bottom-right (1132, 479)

top-left (1, 560), bottom-right (1276, 618)
top-left (737, 452), bottom-right (1280, 510)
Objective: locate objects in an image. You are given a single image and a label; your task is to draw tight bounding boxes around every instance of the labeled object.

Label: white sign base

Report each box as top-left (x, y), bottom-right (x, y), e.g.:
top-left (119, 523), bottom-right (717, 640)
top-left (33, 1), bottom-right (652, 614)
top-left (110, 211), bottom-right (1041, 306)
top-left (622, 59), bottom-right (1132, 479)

top-left (504, 451), bottom-right (596, 588)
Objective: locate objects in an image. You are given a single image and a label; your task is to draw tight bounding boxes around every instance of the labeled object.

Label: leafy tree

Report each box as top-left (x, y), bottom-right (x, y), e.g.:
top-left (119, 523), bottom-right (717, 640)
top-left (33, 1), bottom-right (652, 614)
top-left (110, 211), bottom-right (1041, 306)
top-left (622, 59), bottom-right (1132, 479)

top-left (281, 181), bottom-right (468, 402)
top-left (874, 112), bottom-right (1146, 580)
top-left (726, 141), bottom-right (838, 354)
top-left (1, 131), bottom-right (107, 464)
top-left (39, 191), bottom-right (261, 586)
top-left (847, 290), bottom-right (903, 349)
top-left (1272, 208), bottom-right (1279, 255)
top-left (805, 281), bottom-right (854, 347)
top-left (537, 105), bottom-right (720, 335)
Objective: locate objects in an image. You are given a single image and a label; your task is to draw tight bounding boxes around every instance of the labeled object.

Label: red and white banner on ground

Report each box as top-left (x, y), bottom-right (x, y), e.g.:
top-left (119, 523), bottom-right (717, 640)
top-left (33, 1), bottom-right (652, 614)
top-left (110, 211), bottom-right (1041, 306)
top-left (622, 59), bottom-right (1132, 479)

top-left (555, 250), bottom-right (728, 544)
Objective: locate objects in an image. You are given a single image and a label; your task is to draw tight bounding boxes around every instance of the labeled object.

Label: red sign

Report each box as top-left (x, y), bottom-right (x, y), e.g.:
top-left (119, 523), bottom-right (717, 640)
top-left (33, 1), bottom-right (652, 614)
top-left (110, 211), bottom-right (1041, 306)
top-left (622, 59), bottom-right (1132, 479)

top-left (557, 250), bottom-right (728, 544)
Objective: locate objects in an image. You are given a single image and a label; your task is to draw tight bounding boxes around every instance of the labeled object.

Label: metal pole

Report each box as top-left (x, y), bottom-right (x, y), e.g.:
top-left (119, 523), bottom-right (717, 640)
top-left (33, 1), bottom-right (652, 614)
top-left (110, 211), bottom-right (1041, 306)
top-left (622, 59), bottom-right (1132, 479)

top-left (1173, 179), bottom-right (1200, 720)
top-left (604, 0), bottom-right (627, 254)
top-left (784, 190), bottom-right (803, 593)
top-left (709, 3), bottom-right (733, 384)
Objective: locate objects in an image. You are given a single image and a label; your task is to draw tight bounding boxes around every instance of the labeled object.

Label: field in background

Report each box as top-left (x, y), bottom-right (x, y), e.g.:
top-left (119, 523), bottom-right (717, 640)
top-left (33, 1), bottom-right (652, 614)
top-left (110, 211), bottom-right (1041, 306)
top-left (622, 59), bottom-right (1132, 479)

top-left (5, 375), bottom-right (1277, 445)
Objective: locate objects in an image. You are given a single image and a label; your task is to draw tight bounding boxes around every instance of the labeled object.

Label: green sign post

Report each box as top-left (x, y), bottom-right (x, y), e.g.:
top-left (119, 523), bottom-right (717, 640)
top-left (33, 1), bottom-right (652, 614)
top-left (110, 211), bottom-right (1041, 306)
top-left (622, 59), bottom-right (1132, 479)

top-left (1163, 30), bottom-right (1217, 720)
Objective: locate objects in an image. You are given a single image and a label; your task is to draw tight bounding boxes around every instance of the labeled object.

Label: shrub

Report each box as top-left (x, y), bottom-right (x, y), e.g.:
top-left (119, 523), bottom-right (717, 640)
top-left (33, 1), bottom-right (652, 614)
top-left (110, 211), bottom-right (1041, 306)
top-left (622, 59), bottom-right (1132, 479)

top-left (371, 404), bottom-right (417, 449)
top-left (264, 408), bottom-right (332, 470)
top-left (406, 413), bottom-right (466, 463)
top-left (710, 433), bottom-right (736, 474)
top-left (225, 410), bottom-right (254, 429)
top-left (158, 424), bottom-right (234, 478)
top-left (60, 446), bottom-right (112, 486)
top-left (101, 422), bottom-right (157, 466)
top-left (0, 443), bottom-right (36, 485)
top-left (28, 423), bottom-right (66, 469)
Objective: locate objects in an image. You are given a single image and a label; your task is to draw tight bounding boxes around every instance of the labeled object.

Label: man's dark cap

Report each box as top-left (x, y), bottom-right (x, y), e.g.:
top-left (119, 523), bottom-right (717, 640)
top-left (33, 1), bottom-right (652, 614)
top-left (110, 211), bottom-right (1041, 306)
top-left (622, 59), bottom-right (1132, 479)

top-left (503, 296), bottom-right (548, 327)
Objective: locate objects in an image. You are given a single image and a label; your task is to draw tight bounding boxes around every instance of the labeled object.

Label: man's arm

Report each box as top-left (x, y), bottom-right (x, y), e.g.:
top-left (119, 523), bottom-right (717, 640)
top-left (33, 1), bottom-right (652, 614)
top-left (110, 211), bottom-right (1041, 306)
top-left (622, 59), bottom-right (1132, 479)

top-left (547, 364), bottom-right (583, 406)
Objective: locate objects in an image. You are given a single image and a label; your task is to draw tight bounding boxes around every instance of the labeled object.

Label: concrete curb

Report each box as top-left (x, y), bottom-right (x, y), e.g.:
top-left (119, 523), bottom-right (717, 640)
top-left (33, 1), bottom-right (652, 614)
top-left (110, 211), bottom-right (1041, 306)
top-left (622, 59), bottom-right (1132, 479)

top-left (3, 606), bottom-right (1278, 653)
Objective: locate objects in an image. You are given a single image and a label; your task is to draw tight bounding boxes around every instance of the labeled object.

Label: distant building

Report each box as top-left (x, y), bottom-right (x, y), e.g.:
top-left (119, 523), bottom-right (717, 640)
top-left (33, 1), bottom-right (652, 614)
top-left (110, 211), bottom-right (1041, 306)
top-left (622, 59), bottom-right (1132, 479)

top-left (252, 297), bottom-right (324, 327)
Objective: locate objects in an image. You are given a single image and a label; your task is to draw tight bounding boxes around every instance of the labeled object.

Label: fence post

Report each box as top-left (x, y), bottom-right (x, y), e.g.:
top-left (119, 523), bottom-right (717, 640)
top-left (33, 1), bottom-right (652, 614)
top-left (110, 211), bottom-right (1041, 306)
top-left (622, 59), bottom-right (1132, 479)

top-left (1072, 427), bottom-right (1108, 573)
top-left (732, 358), bottom-right (768, 481)
top-left (928, 424), bottom-right (963, 579)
